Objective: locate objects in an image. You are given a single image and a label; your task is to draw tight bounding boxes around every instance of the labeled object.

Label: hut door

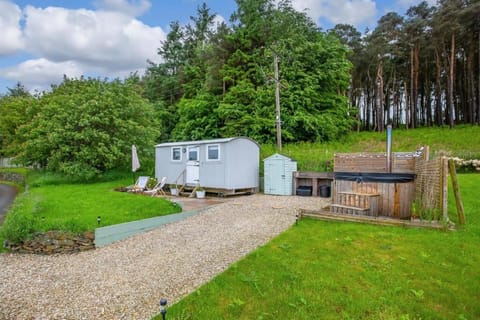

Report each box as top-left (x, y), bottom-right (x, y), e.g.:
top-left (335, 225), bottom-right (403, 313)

top-left (186, 146), bottom-right (200, 185)
top-left (186, 161), bottom-right (199, 185)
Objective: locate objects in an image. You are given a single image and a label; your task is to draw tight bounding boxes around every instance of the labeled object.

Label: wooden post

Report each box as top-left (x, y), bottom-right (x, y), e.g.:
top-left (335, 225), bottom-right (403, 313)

top-left (424, 145), bottom-right (429, 161)
top-left (441, 157), bottom-right (449, 220)
top-left (292, 171), bottom-right (298, 196)
top-left (274, 53), bottom-right (282, 151)
top-left (312, 178), bottom-right (318, 197)
top-left (393, 184), bottom-right (400, 218)
top-left (448, 159), bottom-right (466, 224)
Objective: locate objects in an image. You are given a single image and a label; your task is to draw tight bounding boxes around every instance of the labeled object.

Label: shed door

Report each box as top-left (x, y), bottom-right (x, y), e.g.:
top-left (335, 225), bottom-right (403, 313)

top-left (186, 160), bottom-right (200, 185)
top-left (266, 160), bottom-right (286, 194)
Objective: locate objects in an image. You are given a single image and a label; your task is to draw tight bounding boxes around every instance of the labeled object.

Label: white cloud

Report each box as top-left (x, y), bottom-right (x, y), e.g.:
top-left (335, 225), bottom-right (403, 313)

top-left (324, 0), bottom-right (377, 26)
top-left (397, 0), bottom-right (437, 7)
top-left (291, 0), bottom-right (377, 28)
top-left (93, 0), bottom-right (151, 17)
top-left (0, 0), bottom-right (24, 55)
top-left (290, 0), bottom-right (323, 22)
top-left (213, 14), bottom-right (226, 27)
top-left (0, 58), bottom-right (84, 92)
top-left (23, 5), bottom-right (165, 72)
top-left (0, 4), bottom-right (166, 92)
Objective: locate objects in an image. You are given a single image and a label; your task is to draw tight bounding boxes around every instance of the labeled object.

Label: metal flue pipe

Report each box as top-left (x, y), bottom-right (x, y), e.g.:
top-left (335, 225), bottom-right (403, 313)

top-left (386, 125), bottom-right (392, 173)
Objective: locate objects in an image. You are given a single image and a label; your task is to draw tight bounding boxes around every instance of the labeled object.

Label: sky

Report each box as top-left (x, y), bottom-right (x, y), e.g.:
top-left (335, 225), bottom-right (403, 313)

top-left (0, 0), bottom-right (436, 94)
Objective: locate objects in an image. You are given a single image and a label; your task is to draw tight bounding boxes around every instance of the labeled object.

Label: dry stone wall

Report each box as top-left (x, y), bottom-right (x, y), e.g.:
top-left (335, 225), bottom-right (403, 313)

top-left (0, 172), bottom-right (24, 185)
top-left (7, 231), bottom-right (95, 254)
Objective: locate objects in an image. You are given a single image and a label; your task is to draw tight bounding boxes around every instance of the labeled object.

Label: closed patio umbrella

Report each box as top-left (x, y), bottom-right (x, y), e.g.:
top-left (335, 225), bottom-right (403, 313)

top-left (132, 145), bottom-right (141, 183)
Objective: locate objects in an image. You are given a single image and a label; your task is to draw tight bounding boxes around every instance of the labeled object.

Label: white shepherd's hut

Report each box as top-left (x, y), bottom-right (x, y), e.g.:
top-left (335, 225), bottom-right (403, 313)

top-left (155, 137), bottom-right (259, 196)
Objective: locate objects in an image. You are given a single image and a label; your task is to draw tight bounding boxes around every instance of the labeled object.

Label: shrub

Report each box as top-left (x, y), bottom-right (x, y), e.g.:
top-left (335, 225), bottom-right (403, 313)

top-left (450, 157), bottom-right (480, 173)
top-left (1, 201), bottom-right (37, 244)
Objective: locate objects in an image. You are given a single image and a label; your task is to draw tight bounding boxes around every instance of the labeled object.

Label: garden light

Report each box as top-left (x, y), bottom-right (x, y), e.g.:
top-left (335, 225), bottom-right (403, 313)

top-left (97, 216), bottom-right (101, 225)
top-left (160, 298), bottom-right (167, 320)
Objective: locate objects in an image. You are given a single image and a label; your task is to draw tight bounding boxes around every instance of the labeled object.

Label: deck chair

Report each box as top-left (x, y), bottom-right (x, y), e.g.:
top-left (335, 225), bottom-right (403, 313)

top-left (143, 177), bottom-right (167, 196)
top-left (128, 176), bottom-right (150, 193)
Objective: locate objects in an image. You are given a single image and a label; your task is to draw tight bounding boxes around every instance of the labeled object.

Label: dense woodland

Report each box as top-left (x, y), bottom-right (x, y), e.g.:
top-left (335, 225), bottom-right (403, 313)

top-left (331, 0), bottom-right (480, 131)
top-left (0, 0), bottom-right (479, 178)
top-left (142, 0), bottom-right (354, 143)
top-left (142, 0), bottom-right (480, 136)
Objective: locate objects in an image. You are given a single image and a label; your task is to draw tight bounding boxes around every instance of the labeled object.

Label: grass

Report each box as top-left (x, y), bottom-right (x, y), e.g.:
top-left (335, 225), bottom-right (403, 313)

top-left (154, 174), bottom-right (480, 319)
top-left (261, 125), bottom-right (480, 172)
top-left (1, 125), bottom-right (479, 314)
top-left (0, 170), bottom-right (181, 246)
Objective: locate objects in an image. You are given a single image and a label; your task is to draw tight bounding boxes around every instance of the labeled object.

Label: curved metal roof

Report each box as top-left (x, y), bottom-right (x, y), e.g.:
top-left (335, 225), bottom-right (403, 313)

top-left (155, 136), bottom-right (259, 148)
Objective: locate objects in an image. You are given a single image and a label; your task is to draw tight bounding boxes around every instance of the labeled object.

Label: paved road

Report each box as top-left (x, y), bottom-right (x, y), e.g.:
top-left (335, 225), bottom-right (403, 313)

top-left (0, 184), bottom-right (17, 224)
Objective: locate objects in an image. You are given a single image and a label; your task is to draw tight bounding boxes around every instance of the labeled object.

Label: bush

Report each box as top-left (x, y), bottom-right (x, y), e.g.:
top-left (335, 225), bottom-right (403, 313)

top-left (13, 78), bottom-right (160, 180)
top-left (0, 200), bottom-right (37, 244)
top-left (450, 157), bottom-right (480, 173)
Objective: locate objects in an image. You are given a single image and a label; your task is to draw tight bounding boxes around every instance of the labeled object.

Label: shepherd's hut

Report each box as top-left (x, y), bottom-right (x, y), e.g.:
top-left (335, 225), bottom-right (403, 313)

top-left (155, 137), bottom-right (259, 195)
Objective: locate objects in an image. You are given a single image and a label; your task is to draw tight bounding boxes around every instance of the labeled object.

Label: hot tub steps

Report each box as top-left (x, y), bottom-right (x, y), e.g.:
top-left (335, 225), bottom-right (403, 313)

top-left (331, 192), bottom-right (380, 216)
top-left (330, 204), bottom-right (370, 215)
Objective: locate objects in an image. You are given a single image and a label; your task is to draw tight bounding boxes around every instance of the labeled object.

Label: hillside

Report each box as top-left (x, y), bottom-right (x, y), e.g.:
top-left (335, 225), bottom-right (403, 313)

top-left (261, 125), bottom-right (480, 172)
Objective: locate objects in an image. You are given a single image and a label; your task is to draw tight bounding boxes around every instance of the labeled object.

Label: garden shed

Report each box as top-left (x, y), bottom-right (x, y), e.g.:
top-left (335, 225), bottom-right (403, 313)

top-left (263, 153), bottom-right (297, 196)
top-left (155, 137), bottom-right (259, 195)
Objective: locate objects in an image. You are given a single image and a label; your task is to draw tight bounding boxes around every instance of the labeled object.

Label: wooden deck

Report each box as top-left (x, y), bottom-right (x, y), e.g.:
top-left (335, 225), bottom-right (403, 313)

top-left (299, 208), bottom-right (454, 230)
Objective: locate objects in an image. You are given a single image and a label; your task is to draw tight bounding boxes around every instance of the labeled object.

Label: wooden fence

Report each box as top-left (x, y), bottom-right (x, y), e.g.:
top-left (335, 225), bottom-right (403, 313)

top-left (414, 148), bottom-right (448, 220)
top-left (0, 158), bottom-right (19, 168)
top-left (334, 152), bottom-right (416, 173)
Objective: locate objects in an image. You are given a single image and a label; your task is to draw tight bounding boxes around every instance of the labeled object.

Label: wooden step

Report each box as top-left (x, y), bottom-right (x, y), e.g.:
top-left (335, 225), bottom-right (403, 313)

top-left (299, 209), bottom-right (455, 230)
top-left (330, 204), bottom-right (370, 215)
top-left (335, 192), bottom-right (380, 216)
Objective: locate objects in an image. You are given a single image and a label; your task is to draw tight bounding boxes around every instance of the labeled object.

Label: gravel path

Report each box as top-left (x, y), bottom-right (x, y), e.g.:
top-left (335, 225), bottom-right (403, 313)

top-left (0, 194), bottom-right (330, 320)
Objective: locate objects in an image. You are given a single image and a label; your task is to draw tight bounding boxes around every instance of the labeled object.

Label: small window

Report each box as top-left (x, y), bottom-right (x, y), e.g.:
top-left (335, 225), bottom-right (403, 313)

top-left (188, 147), bottom-right (199, 161)
top-left (171, 147), bottom-right (181, 161)
top-left (207, 144), bottom-right (220, 161)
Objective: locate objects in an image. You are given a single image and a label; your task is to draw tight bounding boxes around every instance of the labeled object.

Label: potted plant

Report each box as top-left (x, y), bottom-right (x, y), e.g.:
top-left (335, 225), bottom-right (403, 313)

top-left (196, 186), bottom-right (206, 199)
top-left (169, 184), bottom-right (179, 196)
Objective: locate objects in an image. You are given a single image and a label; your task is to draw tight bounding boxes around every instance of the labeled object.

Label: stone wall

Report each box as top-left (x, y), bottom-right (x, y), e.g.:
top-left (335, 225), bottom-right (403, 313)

top-left (0, 172), bottom-right (25, 185)
top-left (6, 231), bottom-right (95, 254)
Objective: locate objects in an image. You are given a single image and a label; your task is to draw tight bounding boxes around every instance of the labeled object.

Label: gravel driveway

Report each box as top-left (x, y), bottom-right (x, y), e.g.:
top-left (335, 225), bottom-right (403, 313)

top-left (0, 194), bottom-right (330, 320)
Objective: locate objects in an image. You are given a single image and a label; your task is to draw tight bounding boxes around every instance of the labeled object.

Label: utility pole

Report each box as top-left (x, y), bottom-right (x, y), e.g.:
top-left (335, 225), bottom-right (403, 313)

top-left (274, 52), bottom-right (282, 151)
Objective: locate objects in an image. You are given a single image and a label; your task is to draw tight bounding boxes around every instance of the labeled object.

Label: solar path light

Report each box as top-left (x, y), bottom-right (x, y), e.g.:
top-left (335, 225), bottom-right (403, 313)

top-left (160, 297), bottom-right (167, 320)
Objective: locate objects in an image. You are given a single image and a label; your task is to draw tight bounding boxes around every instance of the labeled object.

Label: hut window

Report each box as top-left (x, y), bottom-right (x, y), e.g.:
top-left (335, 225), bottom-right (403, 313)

top-left (171, 147), bottom-right (181, 161)
top-left (188, 147), bottom-right (199, 161)
top-left (207, 144), bottom-right (220, 161)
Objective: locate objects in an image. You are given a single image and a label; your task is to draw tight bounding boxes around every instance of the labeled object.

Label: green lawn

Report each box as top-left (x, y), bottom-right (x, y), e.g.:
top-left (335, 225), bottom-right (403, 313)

top-left (0, 174), bottom-right (181, 245)
top-left (155, 174), bottom-right (480, 319)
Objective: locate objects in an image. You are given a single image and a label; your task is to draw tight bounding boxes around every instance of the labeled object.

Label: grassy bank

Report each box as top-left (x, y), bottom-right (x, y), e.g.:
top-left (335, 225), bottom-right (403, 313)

top-left (0, 171), bottom-right (181, 246)
top-left (261, 125), bottom-right (480, 172)
top-left (155, 174), bottom-right (480, 319)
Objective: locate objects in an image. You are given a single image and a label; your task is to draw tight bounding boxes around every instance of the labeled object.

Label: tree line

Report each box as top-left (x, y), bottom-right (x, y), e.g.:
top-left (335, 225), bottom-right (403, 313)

top-left (330, 0), bottom-right (480, 131)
